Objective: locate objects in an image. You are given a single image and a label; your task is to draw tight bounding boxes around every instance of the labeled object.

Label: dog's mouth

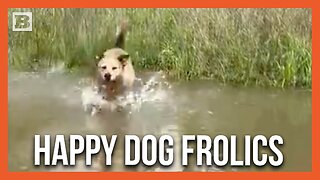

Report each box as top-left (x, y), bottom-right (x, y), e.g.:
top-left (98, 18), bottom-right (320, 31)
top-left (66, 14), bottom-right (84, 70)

top-left (103, 78), bottom-right (116, 83)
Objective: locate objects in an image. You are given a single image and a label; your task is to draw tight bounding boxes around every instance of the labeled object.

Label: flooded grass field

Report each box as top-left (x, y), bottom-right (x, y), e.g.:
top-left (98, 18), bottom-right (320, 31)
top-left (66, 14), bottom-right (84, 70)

top-left (8, 70), bottom-right (311, 172)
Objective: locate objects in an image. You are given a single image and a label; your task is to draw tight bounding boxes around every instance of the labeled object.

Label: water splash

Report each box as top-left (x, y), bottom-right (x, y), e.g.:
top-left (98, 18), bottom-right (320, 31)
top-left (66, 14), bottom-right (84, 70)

top-left (47, 62), bottom-right (65, 74)
top-left (80, 72), bottom-right (172, 116)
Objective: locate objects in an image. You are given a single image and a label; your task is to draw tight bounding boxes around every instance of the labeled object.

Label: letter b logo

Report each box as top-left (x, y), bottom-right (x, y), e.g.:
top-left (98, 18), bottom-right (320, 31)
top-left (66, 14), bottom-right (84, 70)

top-left (12, 12), bottom-right (32, 32)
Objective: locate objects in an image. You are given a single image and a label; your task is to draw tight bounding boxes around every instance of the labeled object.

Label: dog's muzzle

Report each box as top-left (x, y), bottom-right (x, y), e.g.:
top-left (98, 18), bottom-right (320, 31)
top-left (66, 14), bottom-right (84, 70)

top-left (104, 73), bottom-right (111, 81)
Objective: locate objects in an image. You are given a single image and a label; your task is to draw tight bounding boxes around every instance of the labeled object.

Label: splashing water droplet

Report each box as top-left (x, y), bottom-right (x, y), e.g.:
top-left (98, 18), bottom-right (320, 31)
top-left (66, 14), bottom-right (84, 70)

top-left (80, 74), bottom-right (172, 115)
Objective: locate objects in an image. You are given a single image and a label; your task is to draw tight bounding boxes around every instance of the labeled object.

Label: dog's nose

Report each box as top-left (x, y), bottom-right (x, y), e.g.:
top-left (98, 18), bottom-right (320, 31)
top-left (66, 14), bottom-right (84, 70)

top-left (104, 73), bottom-right (111, 81)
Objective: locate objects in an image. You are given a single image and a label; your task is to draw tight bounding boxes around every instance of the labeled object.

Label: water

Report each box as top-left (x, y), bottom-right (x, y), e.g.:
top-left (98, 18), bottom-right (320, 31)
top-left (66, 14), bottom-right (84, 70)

top-left (8, 70), bottom-right (311, 172)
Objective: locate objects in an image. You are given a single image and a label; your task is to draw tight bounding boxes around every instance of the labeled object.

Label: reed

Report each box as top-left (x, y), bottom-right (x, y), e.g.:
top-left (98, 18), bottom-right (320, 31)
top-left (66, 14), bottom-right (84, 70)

top-left (8, 8), bottom-right (311, 88)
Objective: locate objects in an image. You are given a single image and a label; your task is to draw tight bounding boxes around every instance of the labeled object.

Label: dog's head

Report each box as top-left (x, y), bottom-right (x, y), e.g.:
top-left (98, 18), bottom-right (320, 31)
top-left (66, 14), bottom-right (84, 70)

top-left (97, 48), bottom-right (130, 82)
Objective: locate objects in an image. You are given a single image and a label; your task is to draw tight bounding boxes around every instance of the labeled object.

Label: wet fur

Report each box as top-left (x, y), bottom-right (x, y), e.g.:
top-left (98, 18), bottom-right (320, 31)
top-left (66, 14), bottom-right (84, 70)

top-left (95, 20), bottom-right (135, 102)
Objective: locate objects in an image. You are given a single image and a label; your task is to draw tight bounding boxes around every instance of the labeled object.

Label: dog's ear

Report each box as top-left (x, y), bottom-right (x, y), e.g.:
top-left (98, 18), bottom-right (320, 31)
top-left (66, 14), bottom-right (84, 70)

top-left (95, 55), bottom-right (101, 67)
top-left (117, 54), bottom-right (130, 66)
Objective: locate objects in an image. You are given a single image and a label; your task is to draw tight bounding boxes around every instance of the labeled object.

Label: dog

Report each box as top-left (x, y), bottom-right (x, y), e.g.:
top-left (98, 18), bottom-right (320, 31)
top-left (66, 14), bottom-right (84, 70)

top-left (95, 20), bottom-right (136, 107)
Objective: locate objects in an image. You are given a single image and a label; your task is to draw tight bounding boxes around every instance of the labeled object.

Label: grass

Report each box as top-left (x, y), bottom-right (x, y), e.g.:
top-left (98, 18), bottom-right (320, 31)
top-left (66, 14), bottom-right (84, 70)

top-left (8, 8), bottom-right (312, 88)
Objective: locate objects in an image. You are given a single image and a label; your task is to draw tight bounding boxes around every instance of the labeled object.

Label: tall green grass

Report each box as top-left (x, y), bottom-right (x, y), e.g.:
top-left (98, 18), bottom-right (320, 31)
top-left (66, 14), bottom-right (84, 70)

top-left (8, 8), bottom-right (311, 88)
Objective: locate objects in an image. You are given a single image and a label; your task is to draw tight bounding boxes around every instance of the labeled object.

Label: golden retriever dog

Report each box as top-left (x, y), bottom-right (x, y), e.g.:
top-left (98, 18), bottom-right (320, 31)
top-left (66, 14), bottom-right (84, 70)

top-left (95, 20), bottom-right (135, 108)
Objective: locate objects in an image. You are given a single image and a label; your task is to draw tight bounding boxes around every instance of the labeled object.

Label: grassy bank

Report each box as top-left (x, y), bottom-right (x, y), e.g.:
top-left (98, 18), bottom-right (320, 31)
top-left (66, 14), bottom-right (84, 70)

top-left (8, 8), bottom-right (311, 88)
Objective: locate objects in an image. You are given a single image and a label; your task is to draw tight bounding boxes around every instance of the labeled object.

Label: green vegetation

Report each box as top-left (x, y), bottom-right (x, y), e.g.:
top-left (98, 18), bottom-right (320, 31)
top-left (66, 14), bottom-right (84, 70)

top-left (8, 8), bottom-right (311, 88)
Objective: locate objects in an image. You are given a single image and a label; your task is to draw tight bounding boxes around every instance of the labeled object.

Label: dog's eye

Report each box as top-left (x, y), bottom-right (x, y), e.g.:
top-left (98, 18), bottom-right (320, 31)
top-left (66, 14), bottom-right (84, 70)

top-left (112, 67), bottom-right (117, 70)
top-left (101, 65), bottom-right (107, 70)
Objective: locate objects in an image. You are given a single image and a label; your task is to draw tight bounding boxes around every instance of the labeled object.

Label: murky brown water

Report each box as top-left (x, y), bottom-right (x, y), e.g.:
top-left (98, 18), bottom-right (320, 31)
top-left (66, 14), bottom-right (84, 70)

top-left (8, 70), bottom-right (311, 172)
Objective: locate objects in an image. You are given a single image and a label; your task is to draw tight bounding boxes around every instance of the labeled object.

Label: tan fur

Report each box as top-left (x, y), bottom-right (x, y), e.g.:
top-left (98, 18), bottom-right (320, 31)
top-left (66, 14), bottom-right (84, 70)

top-left (96, 20), bottom-right (135, 101)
